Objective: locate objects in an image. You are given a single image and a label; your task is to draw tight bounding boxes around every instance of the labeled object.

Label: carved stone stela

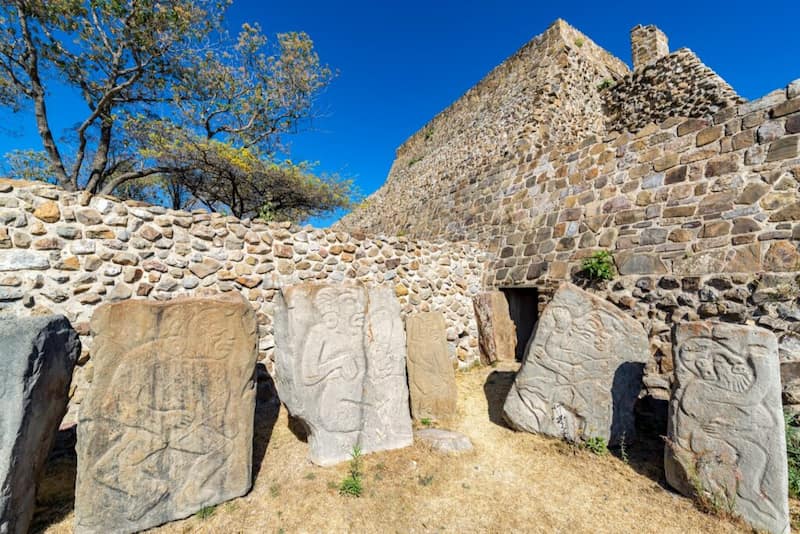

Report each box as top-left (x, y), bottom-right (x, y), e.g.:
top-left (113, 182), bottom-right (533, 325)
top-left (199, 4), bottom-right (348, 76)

top-left (75, 295), bottom-right (258, 534)
top-left (274, 283), bottom-right (413, 466)
top-left (666, 322), bottom-right (789, 534)
top-left (503, 283), bottom-right (649, 444)
top-left (473, 291), bottom-right (517, 364)
top-left (406, 311), bottom-right (458, 422)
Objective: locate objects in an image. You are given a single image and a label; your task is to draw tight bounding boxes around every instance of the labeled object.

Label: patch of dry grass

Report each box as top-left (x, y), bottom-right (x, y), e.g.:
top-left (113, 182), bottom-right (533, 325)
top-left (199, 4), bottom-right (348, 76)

top-left (35, 364), bottom-right (758, 533)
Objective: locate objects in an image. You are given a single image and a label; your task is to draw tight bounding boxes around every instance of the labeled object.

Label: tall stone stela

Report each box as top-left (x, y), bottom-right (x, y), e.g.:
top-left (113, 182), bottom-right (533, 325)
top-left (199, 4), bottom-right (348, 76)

top-left (274, 283), bottom-right (413, 466)
top-left (666, 322), bottom-right (789, 534)
top-left (473, 291), bottom-right (517, 364)
top-left (74, 294), bottom-right (258, 534)
top-left (0, 315), bottom-right (79, 534)
top-left (406, 311), bottom-right (458, 423)
top-left (503, 283), bottom-right (649, 444)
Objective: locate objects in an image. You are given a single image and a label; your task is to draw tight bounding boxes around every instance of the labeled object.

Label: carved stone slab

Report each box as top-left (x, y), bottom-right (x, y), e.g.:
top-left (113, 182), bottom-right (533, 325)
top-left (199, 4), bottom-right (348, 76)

top-left (0, 315), bottom-right (79, 534)
top-left (274, 283), bottom-right (413, 466)
top-left (503, 283), bottom-right (648, 444)
top-left (75, 294), bottom-right (258, 534)
top-left (666, 322), bottom-right (789, 534)
top-left (406, 312), bottom-right (457, 423)
top-left (473, 291), bottom-right (517, 364)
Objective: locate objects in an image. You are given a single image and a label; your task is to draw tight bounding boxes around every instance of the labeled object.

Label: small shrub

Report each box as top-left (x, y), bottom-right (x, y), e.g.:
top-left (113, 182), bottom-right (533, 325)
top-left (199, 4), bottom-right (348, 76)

top-left (584, 436), bottom-right (608, 455)
top-left (407, 155), bottom-right (423, 167)
top-left (581, 250), bottom-right (615, 281)
top-left (420, 417), bottom-right (432, 427)
top-left (574, 37), bottom-right (585, 48)
top-left (596, 79), bottom-right (614, 91)
top-left (424, 127), bottom-right (434, 141)
top-left (339, 445), bottom-right (364, 497)
top-left (269, 484), bottom-right (281, 498)
top-left (195, 505), bottom-right (216, 520)
top-left (418, 474), bottom-right (434, 486)
top-left (786, 411), bottom-right (800, 498)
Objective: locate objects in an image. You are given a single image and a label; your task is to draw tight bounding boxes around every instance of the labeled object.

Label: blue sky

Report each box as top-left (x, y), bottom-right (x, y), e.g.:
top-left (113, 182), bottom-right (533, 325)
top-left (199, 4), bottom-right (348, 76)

top-left (1, 1), bottom-right (798, 226)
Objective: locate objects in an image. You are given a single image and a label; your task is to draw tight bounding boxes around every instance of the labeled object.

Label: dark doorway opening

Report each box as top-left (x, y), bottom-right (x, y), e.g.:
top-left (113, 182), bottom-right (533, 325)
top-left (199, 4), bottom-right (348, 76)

top-left (500, 287), bottom-right (539, 361)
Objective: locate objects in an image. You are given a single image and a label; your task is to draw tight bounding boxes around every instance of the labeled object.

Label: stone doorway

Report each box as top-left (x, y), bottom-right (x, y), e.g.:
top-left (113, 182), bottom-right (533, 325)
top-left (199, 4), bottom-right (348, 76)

top-left (499, 287), bottom-right (539, 361)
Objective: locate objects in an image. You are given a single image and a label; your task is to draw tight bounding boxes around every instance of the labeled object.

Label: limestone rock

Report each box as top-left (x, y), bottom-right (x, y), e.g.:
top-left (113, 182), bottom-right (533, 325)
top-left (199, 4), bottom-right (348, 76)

top-left (665, 322), bottom-right (789, 534)
top-left (416, 428), bottom-right (473, 454)
top-left (406, 312), bottom-right (457, 423)
top-left (0, 315), bottom-right (79, 534)
top-left (75, 294), bottom-right (258, 534)
top-left (473, 291), bottom-right (517, 364)
top-left (274, 282), bottom-right (413, 466)
top-left (503, 283), bottom-right (648, 444)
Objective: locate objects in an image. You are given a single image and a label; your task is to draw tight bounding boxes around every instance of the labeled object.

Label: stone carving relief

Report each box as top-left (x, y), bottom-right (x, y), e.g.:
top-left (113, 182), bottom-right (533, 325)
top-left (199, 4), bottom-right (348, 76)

top-left (75, 294), bottom-right (258, 534)
top-left (666, 322), bottom-right (789, 534)
top-left (274, 283), bottom-right (412, 466)
top-left (406, 311), bottom-right (458, 422)
top-left (503, 283), bottom-right (648, 444)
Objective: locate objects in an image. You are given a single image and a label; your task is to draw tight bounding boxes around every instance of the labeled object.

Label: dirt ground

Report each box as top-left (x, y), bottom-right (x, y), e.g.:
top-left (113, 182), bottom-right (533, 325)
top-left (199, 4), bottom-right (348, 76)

top-left (33, 363), bottom-right (762, 534)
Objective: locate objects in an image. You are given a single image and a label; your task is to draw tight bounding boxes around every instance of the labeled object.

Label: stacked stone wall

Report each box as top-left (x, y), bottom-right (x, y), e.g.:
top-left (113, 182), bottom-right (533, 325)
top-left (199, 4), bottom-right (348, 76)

top-left (0, 180), bottom-right (487, 421)
top-left (603, 48), bottom-right (743, 134)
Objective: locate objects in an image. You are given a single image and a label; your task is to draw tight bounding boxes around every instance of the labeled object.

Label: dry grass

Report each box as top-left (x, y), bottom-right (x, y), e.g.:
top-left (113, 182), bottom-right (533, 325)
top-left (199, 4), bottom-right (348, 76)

top-left (34, 363), bottom-right (756, 534)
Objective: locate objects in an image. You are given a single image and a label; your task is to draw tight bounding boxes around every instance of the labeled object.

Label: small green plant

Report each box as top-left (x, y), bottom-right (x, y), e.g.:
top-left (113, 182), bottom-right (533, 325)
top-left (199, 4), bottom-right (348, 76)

top-left (269, 484), bottom-right (281, 498)
top-left (195, 505), bottom-right (216, 520)
top-left (574, 37), bottom-right (585, 48)
top-left (424, 127), bottom-right (434, 141)
top-left (304, 472), bottom-right (317, 480)
top-left (596, 79), bottom-right (614, 91)
top-left (407, 155), bottom-right (423, 167)
top-left (581, 250), bottom-right (615, 281)
top-left (418, 474), bottom-right (435, 486)
top-left (339, 445), bottom-right (364, 497)
top-left (420, 417), bottom-right (432, 427)
top-left (786, 411), bottom-right (800, 498)
top-left (584, 436), bottom-right (608, 455)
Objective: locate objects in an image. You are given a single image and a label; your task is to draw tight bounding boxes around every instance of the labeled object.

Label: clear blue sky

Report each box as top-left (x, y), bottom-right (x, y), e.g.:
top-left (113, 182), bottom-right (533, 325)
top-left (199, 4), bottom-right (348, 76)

top-left (1, 1), bottom-right (798, 226)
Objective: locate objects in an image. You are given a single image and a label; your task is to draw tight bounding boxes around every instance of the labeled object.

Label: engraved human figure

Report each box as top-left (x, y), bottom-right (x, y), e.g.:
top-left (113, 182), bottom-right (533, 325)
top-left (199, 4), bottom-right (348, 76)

top-left (89, 307), bottom-right (240, 520)
top-left (675, 336), bottom-right (779, 524)
top-left (514, 306), bottom-right (613, 437)
top-left (301, 287), bottom-right (366, 432)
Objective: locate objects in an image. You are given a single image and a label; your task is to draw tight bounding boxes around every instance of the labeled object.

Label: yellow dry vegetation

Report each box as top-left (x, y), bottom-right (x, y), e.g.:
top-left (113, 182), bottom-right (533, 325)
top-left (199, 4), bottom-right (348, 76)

top-left (35, 364), bottom-right (758, 533)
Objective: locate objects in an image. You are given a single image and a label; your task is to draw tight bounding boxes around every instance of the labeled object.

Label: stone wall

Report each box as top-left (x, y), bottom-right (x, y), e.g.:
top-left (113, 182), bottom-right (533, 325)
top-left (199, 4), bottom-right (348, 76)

top-left (603, 48), bottom-right (743, 134)
top-left (630, 24), bottom-right (668, 70)
top-left (0, 179), bottom-right (487, 422)
top-left (336, 19), bottom-right (800, 403)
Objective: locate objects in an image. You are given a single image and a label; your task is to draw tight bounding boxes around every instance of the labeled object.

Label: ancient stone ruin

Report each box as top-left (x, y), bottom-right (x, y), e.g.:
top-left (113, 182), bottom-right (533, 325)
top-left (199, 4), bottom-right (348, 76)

top-left (503, 283), bottom-right (649, 443)
top-left (666, 322), bottom-right (789, 534)
top-left (74, 294), bottom-right (258, 533)
top-left (273, 283), bottom-right (413, 466)
top-left (0, 17), bottom-right (796, 534)
top-left (406, 311), bottom-right (458, 423)
top-left (0, 315), bottom-right (79, 534)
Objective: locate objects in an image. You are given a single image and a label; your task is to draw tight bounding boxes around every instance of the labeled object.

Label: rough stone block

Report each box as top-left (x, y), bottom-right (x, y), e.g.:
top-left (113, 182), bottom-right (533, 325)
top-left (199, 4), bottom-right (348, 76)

top-left (274, 283), bottom-right (413, 466)
top-left (406, 312), bottom-right (457, 423)
top-left (0, 315), bottom-right (79, 534)
top-left (473, 291), bottom-right (517, 364)
top-left (416, 429), bottom-right (472, 454)
top-left (503, 283), bottom-right (648, 445)
top-left (666, 322), bottom-right (789, 534)
top-left (75, 294), bottom-right (258, 533)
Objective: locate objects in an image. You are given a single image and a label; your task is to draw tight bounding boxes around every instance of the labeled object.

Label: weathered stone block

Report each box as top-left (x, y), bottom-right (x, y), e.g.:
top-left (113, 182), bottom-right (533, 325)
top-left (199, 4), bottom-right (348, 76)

top-left (473, 291), bottom-right (517, 364)
top-left (666, 322), bottom-right (788, 534)
top-left (0, 315), bottom-right (79, 534)
top-left (406, 312), bottom-right (457, 423)
top-left (75, 294), bottom-right (258, 533)
top-left (766, 135), bottom-right (800, 162)
top-left (503, 283), bottom-right (648, 444)
top-left (274, 283), bottom-right (412, 466)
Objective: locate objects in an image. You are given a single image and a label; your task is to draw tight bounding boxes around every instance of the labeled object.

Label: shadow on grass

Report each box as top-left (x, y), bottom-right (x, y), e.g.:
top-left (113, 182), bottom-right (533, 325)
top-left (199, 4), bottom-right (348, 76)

top-left (30, 425), bottom-right (77, 533)
top-left (253, 363), bottom-right (281, 481)
top-left (609, 395), bottom-right (670, 489)
top-left (483, 370), bottom-right (516, 428)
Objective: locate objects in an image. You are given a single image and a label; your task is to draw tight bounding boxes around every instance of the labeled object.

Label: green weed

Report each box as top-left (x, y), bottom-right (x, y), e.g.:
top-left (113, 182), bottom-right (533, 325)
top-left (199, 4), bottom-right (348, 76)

top-left (581, 250), bottom-right (615, 281)
top-left (339, 445), bottom-right (364, 497)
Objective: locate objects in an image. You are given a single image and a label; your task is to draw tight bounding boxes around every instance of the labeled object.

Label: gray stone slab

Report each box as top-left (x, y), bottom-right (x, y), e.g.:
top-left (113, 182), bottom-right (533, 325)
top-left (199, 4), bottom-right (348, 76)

top-left (406, 312), bottom-right (457, 423)
top-left (74, 294), bottom-right (258, 534)
top-left (473, 291), bottom-right (517, 364)
top-left (503, 282), bottom-right (648, 444)
top-left (416, 429), bottom-right (473, 454)
top-left (274, 283), bottom-right (413, 466)
top-left (666, 322), bottom-right (789, 534)
top-left (0, 315), bottom-right (79, 534)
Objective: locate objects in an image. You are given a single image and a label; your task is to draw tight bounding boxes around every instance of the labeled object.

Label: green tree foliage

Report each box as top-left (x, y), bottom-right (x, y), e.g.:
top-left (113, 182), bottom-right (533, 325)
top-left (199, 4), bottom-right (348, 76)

top-left (0, 0), bottom-right (352, 221)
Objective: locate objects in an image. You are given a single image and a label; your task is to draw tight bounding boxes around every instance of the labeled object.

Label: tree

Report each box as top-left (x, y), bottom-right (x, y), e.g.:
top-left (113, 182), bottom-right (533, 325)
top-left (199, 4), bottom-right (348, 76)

top-left (0, 0), bottom-right (352, 221)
